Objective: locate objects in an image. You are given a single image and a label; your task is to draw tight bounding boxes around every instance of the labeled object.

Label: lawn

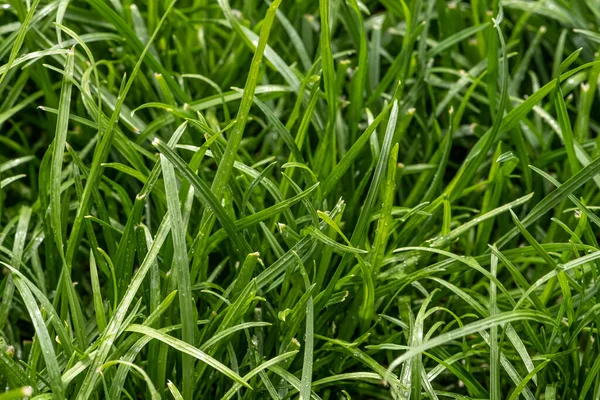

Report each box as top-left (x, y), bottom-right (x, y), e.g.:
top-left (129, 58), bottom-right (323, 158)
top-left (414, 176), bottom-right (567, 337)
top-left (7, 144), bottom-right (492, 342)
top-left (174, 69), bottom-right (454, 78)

top-left (1, 0), bottom-right (600, 399)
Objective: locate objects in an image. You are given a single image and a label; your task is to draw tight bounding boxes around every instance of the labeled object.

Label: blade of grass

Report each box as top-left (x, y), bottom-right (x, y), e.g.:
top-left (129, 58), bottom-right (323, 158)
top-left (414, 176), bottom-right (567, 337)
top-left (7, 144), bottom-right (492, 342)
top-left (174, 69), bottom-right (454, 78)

top-left (125, 324), bottom-right (251, 389)
top-left (161, 152), bottom-right (195, 399)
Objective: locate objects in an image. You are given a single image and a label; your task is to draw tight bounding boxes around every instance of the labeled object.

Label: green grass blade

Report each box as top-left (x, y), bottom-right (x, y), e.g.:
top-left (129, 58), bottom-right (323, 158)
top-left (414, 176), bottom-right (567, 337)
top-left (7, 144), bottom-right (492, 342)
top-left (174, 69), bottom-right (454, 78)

top-left (154, 140), bottom-right (252, 255)
top-left (210, 0), bottom-right (283, 201)
top-left (0, 206), bottom-right (31, 329)
top-left (0, 0), bottom-right (40, 86)
top-left (496, 155), bottom-right (600, 248)
top-left (125, 324), bottom-right (251, 389)
top-left (75, 214), bottom-right (171, 400)
top-left (386, 311), bottom-right (555, 380)
top-left (65, 0), bottom-right (177, 268)
top-left (0, 261), bottom-right (64, 397)
top-left (161, 153), bottom-right (195, 399)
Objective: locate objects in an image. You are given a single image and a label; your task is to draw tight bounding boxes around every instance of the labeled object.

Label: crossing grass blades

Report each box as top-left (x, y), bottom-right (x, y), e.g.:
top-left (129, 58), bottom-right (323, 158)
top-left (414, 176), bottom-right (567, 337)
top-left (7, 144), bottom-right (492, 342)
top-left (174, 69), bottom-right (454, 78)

top-left (2, 0), bottom-right (600, 399)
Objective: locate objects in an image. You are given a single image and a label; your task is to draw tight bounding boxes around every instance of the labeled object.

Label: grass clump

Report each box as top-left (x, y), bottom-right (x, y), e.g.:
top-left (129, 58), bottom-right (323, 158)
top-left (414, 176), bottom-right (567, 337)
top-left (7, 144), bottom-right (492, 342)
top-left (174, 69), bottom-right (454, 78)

top-left (2, 0), bottom-right (600, 398)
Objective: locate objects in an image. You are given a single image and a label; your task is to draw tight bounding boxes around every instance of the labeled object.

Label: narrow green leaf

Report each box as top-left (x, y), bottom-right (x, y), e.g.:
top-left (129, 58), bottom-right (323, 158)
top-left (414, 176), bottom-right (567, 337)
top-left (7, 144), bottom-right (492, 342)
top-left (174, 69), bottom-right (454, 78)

top-left (126, 324), bottom-right (251, 389)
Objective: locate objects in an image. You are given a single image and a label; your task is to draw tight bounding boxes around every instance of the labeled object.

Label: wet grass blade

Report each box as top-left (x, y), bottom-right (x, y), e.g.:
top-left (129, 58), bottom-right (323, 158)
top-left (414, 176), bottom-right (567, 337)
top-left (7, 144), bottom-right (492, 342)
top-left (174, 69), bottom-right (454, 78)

top-left (126, 324), bottom-right (251, 389)
top-left (161, 153), bottom-right (195, 399)
top-left (497, 155), bottom-right (600, 248)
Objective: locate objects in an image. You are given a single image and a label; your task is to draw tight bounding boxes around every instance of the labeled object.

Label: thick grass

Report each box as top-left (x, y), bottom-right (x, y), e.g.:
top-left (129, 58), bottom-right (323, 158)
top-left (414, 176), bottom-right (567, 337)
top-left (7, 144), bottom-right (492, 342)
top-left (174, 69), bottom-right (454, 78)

top-left (2, 0), bottom-right (600, 399)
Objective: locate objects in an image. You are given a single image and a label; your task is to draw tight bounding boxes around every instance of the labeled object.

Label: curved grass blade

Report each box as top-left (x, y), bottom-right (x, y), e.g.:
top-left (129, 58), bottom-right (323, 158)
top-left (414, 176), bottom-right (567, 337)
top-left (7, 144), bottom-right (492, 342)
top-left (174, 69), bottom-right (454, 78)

top-left (0, 261), bottom-right (64, 397)
top-left (0, 206), bottom-right (31, 329)
top-left (101, 360), bottom-right (160, 400)
top-left (496, 155), bottom-right (600, 248)
top-left (0, 0), bottom-right (41, 86)
top-left (75, 214), bottom-right (171, 400)
top-left (125, 324), bottom-right (251, 389)
top-left (65, 0), bottom-right (177, 268)
top-left (154, 140), bottom-right (252, 255)
top-left (386, 311), bottom-right (555, 381)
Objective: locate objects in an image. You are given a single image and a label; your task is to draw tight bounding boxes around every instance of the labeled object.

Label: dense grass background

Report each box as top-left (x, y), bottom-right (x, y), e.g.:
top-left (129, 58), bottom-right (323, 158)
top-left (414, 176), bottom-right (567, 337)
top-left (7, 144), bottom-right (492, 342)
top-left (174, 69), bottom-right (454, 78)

top-left (2, 0), bottom-right (600, 398)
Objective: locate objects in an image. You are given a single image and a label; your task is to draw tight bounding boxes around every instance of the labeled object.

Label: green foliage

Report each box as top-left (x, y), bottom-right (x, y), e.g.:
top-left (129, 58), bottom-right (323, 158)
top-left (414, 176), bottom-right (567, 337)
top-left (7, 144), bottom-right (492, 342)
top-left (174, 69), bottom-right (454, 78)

top-left (1, 0), bottom-right (600, 398)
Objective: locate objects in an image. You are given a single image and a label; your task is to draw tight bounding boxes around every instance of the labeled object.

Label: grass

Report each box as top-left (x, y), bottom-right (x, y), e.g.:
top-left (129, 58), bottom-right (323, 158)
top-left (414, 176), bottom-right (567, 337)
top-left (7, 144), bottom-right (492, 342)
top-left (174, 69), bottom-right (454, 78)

top-left (2, 0), bottom-right (600, 399)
